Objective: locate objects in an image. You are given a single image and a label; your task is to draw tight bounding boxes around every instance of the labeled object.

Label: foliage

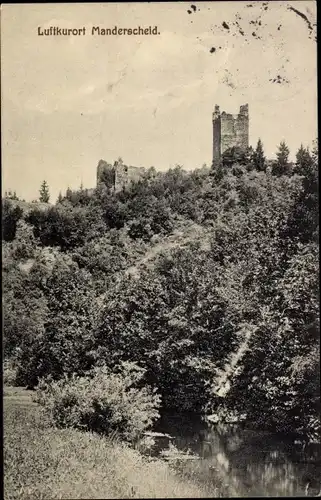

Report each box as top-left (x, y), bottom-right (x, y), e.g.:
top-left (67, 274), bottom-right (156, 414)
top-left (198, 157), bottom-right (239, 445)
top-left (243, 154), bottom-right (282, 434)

top-left (60, 185), bottom-right (93, 206)
top-left (3, 359), bottom-right (18, 386)
top-left (15, 255), bottom-right (98, 387)
top-left (284, 143), bottom-right (318, 244)
top-left (93, 243), bottom-right (238, 413)
top-left (252, 138), bottom-right (266, 172)
top-left (39, 180), bottom-right (50, 203)
top-left (57, 191), bottom-right (63, 204)
top-left (26, 204), bottom-right (106, 250)
top-left (35, 363), bottom-right (161, 442)
top-left (71, 229), bottom-right (146, 293)
top-left (272, 141), bottom-right (291, 176)
top-left (2, 199), bottom-right (24, 241)
top-left (222, 146), bottom-right (250, 167)
top-left (3, 143), bottom-right (319, 441)
top-left (5, 387), bottom-right (210, 500)
top-left (4, 189), bottom-right (20, 201)
top-left (8, 220), bottom-right (40, 260)
top-left (3, 260), bottom-right (48, 360)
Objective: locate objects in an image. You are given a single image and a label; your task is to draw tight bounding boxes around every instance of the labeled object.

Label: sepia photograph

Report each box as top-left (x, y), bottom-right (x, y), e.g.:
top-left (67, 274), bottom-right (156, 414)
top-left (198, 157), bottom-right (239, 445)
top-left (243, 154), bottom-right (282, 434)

top-left (1, 1), bottom-right (319, 498)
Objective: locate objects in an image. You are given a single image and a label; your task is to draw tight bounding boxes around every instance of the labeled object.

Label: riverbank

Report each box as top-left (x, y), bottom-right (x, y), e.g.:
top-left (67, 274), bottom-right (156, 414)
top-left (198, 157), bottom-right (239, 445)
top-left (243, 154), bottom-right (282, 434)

top-left (4, 386), bottom-right (213, 499)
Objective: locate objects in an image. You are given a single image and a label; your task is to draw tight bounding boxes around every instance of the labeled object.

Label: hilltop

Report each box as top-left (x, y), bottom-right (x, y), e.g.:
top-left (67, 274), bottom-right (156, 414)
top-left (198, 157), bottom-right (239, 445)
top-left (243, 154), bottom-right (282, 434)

top-left (2, 143), bottom-right (319, 445)
top-left (5, 198), bottom-right (51, 213)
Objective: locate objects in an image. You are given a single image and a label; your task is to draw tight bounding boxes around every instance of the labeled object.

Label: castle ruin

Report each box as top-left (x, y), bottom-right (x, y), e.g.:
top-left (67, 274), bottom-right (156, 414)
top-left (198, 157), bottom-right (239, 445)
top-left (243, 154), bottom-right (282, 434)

top-left (96, 105), bottom-right (249, 190)
top-left (212, 104), bottom-right (249, 167)
top-left (97, 158), bottom-right (146, 192)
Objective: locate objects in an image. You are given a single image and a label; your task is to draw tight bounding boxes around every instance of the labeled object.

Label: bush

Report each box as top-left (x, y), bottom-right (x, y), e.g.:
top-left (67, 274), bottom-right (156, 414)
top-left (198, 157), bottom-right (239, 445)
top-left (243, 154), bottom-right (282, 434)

top-left (3, 359), bottom-right (18, 386)
top-left (9, 220), bottom-right (40, 260)
top-left (35, 362), bottom-right (161, 443)
top-left (26, 205), bottom-right (106, 250)
top-left (2, 199), bottom-right (24, 241)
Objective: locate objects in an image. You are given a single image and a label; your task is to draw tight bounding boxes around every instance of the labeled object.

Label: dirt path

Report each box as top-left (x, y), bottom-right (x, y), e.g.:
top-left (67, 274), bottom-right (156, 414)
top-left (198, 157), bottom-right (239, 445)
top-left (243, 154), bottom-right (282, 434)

top-left (124, 222), bottom-right (211, 279)
top-left (96, 222), bottom-right (212, 306)
top-left (212, 326), bottom-right (256, 398)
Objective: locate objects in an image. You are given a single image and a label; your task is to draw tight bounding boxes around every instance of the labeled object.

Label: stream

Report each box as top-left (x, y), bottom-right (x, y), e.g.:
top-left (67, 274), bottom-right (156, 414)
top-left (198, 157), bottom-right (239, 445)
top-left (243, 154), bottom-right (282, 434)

top-left (139, 413), bottom-right (321, 497)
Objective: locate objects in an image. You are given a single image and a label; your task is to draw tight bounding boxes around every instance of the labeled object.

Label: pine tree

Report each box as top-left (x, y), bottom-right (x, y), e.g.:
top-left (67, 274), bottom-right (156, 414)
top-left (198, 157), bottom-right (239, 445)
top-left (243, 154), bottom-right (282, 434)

top-left (39, 180), bottom-right (50, 203)
top-left (272, 141), bottom-right (290, 176)
top-left (57, 192), bottom-right (63, 204)
top-left (295, 144), bottom-right (312, 176)
top-left (252, 139), bottom-right (266, 172)
top-left (66, 187), bottom-right (73, 201)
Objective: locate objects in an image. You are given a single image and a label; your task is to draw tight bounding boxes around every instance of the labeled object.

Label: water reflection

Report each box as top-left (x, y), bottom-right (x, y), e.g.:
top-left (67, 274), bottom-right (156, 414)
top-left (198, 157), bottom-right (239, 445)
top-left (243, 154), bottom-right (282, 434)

top-left (142, 413), bottom-right (321, 497)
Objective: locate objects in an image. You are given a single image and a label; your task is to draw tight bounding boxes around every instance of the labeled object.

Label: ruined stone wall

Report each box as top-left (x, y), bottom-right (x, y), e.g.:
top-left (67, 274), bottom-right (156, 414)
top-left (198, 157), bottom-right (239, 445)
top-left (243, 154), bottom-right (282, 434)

top-left (97, 160), bottom-right (107, 185)
top-left (114, 162), bottom-right (129, 190)
top-left (96, 159), bottom-right (146, 192)
top-left (128, 166), bottom-right (146, 184)
top-left (115, 165), bottom-right (146, 190)
top-left (234, 104), bottom-right (249, 152)
top-left (221, 113), bottom-right (237, 154)
top-left (114, 161), bottom-right (146, 191)
top-left (96, 160), bottom-right (115, 189)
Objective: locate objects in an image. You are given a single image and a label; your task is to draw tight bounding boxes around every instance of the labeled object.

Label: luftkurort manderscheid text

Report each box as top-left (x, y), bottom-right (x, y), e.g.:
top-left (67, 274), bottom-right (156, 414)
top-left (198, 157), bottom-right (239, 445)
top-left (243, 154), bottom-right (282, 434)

top-left (37, 26), bottom-right (160, 36)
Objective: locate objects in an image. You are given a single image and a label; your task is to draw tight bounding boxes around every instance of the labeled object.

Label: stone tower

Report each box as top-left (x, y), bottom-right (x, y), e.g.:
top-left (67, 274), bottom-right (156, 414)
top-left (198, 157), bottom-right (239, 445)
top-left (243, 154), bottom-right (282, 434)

top-left (212, 104), bottom-right (249, 166)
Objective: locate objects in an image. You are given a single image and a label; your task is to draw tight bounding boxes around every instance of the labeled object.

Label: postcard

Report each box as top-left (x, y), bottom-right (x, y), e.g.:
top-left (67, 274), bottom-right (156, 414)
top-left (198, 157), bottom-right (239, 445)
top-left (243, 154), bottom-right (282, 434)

top-left (2, 2), bottom-right (319, 499)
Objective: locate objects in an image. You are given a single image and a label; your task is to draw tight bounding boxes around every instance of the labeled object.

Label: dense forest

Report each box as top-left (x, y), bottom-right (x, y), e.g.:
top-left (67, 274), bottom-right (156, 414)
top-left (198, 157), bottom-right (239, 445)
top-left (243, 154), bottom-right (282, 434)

top-left (2, 140), bottom-right (319, 444)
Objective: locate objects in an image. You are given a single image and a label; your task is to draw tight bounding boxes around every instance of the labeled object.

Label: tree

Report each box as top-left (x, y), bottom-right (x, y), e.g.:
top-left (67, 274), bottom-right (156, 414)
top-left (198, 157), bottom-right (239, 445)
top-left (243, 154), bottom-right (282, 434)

top-left (252, 139), bottom-right (266, 172)
top-left (26, 204), bottom-right (106, 251)
top-left (283, 143), bottom-right (318, 244)
top-left (4, 189), bottom-right (19, 200)
top-left (2, 199), bottom-right (24, 241)
top-left (15, 256), bottom-right (98, 386)
top-left (39, 180), bottom-right (50, 203)
top-left (272, 141), bottom-right (290, 176)
top-left (10, 220), bottom-right (39, 260)
top-left (222, 146), bottom-right (249, 167)
top-left (65, 187), bottom-right (72, 200)
top-left (295, 144), bottom-right (312, 176)
top-left (57, 192), bottom-right (63, 204)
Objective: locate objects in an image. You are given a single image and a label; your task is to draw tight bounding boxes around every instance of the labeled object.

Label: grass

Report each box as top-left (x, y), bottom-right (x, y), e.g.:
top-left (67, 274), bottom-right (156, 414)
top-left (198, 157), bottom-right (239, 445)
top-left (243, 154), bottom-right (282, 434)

top-left (4, 386), bottom-right (212, 499)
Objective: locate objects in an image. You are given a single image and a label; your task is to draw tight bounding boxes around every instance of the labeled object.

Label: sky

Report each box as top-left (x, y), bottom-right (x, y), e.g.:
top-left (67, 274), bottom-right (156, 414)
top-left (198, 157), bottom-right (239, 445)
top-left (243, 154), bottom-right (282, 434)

top-left (1, 1), bottom-right (317, 202)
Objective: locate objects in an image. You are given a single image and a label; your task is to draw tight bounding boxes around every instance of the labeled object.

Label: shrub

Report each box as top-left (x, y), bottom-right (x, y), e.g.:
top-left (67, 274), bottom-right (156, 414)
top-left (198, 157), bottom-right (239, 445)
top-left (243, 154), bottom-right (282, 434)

top-left (128, 217), bottom-right (153, 241)
top-left (2, 199), bottom-right (24, 241)
top-left (10, 220), bottom-right (40, 260)
top-left (3, 284), bottom-right (48, 359)
top-left (26, 205), bottom-right (106, 250)
top-left (3, 358), bottom-right (18, 386)
top-left (35, 362), bottom-right (161, 443)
